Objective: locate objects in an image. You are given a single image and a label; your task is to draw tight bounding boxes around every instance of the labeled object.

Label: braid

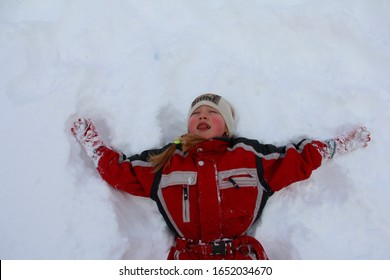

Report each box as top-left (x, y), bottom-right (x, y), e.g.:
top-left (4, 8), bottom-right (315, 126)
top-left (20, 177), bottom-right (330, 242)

top-left (148, 133), bottom-right (206, 172)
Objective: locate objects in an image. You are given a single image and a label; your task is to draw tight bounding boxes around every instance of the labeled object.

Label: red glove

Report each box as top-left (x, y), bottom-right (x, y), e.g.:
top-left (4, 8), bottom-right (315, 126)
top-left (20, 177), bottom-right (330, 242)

top-left (316, 126), bottom-right (371, 160)
top-left (71, 118), bottom-right (105, 165)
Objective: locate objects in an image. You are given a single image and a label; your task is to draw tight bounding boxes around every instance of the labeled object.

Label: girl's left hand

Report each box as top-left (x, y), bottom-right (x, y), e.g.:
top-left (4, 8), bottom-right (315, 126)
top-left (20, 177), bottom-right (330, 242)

top-left (315, 126), bottom-right (371, 160)
top-left (334, 126), bottom-right (371, 154)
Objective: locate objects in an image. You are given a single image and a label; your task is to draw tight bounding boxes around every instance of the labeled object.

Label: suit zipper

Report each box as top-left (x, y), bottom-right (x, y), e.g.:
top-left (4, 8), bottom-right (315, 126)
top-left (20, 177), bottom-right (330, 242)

top-left (214, 163), bottom-right (224, 238)
top-left (183, 185), bottom-right (190, 223)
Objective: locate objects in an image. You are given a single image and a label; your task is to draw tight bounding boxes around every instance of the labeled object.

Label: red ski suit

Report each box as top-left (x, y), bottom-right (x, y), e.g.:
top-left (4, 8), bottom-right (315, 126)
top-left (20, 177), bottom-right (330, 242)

top-left (96, 137), bottom-right (324, 260)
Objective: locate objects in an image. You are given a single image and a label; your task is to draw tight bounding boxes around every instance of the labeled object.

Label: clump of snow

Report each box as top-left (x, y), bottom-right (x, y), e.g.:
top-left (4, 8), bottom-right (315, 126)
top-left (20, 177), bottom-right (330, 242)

top-left (1, 0), bottom-right (389, 259)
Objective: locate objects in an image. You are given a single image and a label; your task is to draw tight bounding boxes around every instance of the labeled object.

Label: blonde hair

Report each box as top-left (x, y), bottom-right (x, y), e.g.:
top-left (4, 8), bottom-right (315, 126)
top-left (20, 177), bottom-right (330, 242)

top-left (148, 133), bottom-right (206, 172)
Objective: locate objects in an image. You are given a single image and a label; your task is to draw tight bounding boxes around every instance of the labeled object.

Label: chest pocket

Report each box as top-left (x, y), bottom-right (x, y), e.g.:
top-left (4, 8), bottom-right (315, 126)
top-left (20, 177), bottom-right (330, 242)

top-left (217, 168), bottom-right (262, 235)
top-left (218, 168), bottom-right (259, 189)
top-left (159, 171), bottom-right (197, 224)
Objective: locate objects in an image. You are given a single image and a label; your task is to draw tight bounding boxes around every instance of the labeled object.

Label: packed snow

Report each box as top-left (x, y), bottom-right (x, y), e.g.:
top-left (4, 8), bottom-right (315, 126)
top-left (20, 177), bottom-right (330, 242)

top-left (1, 0), bottom-right (389, 260)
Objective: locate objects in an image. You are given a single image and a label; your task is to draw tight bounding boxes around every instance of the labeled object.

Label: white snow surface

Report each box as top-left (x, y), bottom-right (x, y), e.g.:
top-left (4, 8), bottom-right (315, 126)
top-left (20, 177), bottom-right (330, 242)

top-left (1, 0), bottom-right (390, 260)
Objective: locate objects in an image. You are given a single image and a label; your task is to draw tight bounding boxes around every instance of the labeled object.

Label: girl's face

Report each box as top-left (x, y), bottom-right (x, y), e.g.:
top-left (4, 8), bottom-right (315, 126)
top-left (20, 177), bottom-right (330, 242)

top-left (188, 105), bottom-right (227, 139)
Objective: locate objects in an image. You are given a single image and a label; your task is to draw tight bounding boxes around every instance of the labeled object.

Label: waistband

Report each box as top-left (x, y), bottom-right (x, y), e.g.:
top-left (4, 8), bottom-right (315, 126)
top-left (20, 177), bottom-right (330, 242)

top-left (174, 235), bottom-right (268, 259)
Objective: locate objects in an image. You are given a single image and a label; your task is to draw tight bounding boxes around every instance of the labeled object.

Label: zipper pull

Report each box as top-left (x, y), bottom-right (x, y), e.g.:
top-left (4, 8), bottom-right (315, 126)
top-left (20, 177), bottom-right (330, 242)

top-left (228, 177), bottom-right (240, 189)
top-left (183, 185), bottom-right (189, 200)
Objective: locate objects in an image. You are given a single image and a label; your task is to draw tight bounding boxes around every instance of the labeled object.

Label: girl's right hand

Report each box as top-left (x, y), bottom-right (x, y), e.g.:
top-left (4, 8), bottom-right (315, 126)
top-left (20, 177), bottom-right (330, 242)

top-left (71, 118), bottom-right (104, 163)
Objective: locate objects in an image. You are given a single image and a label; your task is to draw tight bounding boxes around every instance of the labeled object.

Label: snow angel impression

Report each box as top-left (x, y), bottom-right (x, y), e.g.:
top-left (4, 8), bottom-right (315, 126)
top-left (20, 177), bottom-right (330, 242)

top-left (71, 93), bottom-right (370, 260)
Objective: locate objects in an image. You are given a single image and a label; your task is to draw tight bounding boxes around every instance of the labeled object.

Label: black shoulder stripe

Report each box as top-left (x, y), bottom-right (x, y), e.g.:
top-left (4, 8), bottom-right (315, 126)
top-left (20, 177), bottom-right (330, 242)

top-left (230, 137), bottom-right (286, 155)
top-left (126, 142), bottom-right (173, 162)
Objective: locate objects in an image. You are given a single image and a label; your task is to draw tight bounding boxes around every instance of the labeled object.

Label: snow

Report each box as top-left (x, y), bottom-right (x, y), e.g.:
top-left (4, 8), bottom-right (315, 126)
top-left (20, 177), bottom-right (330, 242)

top-left (1, 0), bottom-right (389, 260)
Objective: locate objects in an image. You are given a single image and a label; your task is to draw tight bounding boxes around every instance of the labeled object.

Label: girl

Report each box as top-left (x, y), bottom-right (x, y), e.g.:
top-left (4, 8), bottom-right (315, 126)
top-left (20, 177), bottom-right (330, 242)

top-left (71, 93), bottom-right (370, 260)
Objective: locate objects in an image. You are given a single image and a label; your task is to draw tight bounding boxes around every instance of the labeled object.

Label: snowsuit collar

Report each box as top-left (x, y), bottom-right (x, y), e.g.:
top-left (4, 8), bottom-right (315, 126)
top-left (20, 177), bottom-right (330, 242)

top-left (186, 137), bottom-right (231, 157)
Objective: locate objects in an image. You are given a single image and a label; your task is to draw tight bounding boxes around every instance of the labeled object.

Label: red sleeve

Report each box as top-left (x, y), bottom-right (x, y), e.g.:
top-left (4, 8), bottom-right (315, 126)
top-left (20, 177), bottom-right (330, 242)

top-left (262, 140), bottom-right (324, 192)
top-left (95, 146), bottom-right (155, 197)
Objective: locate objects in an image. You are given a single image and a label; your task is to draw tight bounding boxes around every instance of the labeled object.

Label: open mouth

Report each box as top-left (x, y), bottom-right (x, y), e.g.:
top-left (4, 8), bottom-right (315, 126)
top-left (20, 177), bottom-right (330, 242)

top-left (197, 122), bottom-right (211, 130)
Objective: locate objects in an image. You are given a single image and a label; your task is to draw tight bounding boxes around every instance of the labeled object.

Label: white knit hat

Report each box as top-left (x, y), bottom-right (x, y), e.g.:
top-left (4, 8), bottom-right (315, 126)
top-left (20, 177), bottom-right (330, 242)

top-left (188, 93), bottom-right (236, 137)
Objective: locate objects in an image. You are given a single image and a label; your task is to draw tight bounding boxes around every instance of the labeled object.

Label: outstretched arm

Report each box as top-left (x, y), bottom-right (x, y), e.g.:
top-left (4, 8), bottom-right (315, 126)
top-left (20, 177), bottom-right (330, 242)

top-left (70, 118), bottom-right (153, 197)
top-left (261, 126), bottom-right (371, 192)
